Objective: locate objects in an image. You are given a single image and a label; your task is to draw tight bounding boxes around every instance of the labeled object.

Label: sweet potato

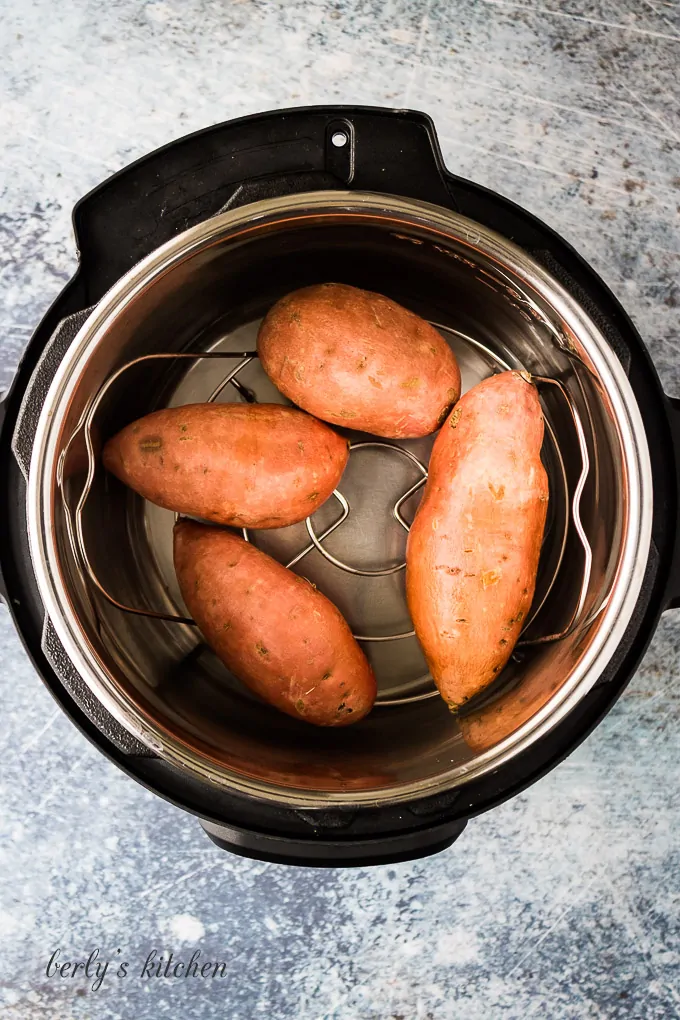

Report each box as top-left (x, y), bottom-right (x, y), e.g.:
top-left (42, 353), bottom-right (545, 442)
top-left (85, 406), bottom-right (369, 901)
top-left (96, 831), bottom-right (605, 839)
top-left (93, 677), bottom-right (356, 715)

top-left (257, 283), bottom-right (461, 438)
top-left (103, 403), bottom-right (348, 529)
top-left (406, 371), bottom-right (548, 710)
top-left (173, 521), bottom-right (376, 726)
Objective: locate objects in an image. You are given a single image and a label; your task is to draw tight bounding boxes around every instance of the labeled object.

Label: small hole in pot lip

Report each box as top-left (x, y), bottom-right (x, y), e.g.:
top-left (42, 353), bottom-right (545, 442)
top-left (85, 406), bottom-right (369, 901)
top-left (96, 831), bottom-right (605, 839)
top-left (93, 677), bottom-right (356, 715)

top-left (331, 130), bottom-right (349, 148)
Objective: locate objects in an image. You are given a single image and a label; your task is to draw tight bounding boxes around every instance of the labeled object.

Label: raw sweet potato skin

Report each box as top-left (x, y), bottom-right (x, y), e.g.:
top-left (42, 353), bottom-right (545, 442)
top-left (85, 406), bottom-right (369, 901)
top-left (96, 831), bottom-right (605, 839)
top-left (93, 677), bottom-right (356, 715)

top-left (405, 371), bottom-right (549, 710)
top-left (102, 403), bottom-right (349, 529)
top-left (173, 521), bottom-right (376, 726)
top-left (257, 283), bottom-right (461, 438)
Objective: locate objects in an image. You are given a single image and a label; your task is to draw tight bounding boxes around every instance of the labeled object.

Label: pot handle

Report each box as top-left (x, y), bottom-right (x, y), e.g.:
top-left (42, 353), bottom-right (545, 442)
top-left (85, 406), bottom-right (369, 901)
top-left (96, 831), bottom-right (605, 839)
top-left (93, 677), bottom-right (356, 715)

top-left (664, 395), bottom-right (680, 609)
top-left (72, 107), bottom-right (457, 302)
top-left (10, 308), bottom-right (94, 482)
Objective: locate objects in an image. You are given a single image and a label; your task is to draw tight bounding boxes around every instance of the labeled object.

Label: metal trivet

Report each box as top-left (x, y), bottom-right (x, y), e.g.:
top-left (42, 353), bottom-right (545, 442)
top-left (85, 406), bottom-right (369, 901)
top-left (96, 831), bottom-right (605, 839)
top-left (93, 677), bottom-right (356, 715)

top-left (58, 327), bottom-right (595, 708)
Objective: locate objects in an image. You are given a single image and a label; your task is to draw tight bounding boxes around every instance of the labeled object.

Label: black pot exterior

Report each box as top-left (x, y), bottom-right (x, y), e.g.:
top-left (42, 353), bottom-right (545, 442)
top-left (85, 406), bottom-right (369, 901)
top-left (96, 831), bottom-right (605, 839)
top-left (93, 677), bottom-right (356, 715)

top-left (1, 106), bottom-right (678, 866)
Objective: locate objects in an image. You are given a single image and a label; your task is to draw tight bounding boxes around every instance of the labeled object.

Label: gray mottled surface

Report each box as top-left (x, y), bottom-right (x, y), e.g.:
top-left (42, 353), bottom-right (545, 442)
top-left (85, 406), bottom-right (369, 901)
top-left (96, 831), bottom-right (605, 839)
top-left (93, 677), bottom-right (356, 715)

top-left (1, 1), bottom-right (679, 1017)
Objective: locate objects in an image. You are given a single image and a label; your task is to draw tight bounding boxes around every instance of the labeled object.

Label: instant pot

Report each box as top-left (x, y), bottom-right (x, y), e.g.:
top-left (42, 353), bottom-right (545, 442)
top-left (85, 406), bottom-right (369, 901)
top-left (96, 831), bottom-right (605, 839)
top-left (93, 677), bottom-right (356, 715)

top-left (1, 106), bottom-right (679, 866)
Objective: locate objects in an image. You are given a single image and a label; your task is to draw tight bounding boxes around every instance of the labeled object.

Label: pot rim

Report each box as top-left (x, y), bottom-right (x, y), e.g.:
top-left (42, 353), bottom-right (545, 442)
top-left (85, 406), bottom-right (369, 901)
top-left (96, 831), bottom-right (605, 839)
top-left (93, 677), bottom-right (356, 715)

top-left (26, 190), bottom-right (652, 808)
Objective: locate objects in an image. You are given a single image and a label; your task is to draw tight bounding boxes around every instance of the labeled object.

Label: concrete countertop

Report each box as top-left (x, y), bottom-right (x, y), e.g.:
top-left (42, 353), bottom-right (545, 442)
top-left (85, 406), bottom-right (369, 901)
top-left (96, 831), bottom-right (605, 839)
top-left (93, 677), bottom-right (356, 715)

top-left (0, 1), bottom-right (678, 1017)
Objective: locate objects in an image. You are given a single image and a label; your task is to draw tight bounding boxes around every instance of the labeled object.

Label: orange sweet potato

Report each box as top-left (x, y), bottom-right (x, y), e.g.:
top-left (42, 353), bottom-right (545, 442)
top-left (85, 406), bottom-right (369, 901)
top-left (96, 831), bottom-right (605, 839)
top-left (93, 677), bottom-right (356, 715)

top-left (257, 283), bottom-right (461, 438)
top-left (173, 521), bottom-right (376, 726)
top-left (406, 371), bottom-right (548, 710)
top-left (103, 403), bottom-right (348, 529)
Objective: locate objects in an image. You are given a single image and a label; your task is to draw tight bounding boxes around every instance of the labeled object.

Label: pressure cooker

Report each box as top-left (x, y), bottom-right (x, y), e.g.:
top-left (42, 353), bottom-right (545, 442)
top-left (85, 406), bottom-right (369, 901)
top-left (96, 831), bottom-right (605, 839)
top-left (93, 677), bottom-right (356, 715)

top-left (1, 106), bottom-right (678, 866)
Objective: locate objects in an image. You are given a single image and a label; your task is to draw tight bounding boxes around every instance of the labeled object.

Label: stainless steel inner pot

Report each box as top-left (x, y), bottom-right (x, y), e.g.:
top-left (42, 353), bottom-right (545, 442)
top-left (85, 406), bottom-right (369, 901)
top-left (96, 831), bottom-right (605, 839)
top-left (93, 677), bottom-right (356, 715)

top-left (27, 192), bottom-right (652, 807)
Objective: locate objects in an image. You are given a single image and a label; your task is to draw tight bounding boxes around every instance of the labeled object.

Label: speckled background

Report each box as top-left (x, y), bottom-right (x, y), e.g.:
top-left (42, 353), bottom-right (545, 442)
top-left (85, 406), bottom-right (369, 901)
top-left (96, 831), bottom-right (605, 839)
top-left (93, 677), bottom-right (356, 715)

top-left (1, 1), bottom-right (679, 1017)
